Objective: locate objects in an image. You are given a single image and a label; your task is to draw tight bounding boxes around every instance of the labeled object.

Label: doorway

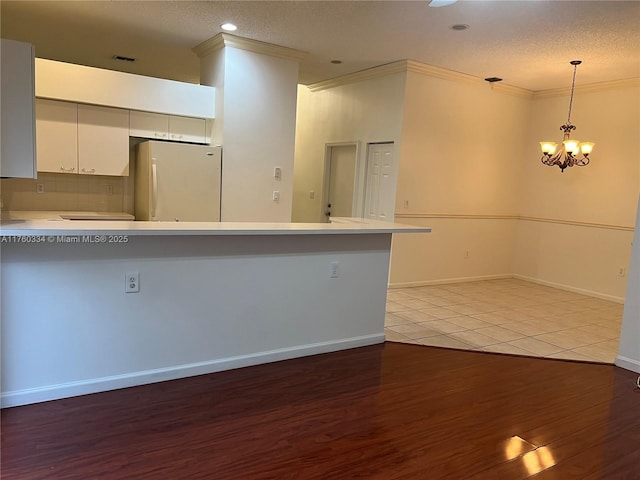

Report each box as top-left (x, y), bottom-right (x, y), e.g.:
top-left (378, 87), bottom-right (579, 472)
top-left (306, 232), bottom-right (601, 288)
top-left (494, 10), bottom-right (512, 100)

top-left (322, 141), bottom-right (397, 223)
top-left (323, 142), bottom-right (360, 221)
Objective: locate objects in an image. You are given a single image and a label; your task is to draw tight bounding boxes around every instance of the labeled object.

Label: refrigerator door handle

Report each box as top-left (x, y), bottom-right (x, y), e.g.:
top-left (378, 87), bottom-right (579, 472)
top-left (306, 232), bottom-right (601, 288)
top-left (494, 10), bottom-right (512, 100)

top-left (151, 162), bottom-right (158, 220)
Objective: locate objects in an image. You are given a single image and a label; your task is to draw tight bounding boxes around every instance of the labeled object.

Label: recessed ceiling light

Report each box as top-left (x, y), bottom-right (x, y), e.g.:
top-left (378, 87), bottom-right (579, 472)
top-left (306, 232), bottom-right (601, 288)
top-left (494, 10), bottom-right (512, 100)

top-left (221, 23), bottom-right (237, 32)
top-left (331, 60), bottom-right (343, 64)
top-left (450, 24), bottom-right (470, 31)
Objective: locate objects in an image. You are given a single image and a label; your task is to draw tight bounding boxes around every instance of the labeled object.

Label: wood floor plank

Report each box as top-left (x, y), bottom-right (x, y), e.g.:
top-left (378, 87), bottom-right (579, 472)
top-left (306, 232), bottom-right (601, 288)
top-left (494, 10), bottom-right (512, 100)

top-left (2, 343), bottom-right (638, 479)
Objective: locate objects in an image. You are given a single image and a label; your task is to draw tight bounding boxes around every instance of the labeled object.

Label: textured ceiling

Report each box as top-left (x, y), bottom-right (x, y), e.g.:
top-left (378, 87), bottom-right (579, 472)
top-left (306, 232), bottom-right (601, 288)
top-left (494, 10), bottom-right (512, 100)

top-left (1, 0), bottom-right (639, 92)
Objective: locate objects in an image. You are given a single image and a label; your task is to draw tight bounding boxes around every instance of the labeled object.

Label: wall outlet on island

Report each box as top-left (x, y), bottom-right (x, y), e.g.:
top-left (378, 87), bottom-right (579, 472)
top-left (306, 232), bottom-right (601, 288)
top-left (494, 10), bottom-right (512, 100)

top-left (125, 272), bottom-right (140, 293)
top-left (330, 261), bottom-right (340, 278)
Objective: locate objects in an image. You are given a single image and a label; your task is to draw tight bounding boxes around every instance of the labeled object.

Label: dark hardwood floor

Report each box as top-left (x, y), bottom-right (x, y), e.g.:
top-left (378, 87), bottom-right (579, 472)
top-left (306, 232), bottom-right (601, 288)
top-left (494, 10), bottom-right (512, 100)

top-left (2, 343), bottom-right (639, 479)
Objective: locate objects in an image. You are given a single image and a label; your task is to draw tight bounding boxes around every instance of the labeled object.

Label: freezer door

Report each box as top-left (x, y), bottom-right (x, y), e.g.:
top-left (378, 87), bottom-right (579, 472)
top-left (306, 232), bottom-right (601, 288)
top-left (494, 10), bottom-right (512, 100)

top-left (150, 142), bottom-right (221, 221)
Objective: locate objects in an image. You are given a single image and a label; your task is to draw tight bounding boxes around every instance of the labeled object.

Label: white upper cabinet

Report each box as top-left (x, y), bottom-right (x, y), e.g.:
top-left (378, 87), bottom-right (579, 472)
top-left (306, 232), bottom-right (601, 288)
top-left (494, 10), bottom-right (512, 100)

top-left (78, 104), bottom-right (129, 176)
top-left (168, 116), bottom-right (207, 144)
top-left (1, 39), bottom-right (36, 178)
top-left (36, 101), bottom-right (129, 176)
top-left (36, 99), bottom-right (78, 173)
top-left (129, 111), bottom-right (169, 140)
top-left (130, 111), bottom-right (207, 144)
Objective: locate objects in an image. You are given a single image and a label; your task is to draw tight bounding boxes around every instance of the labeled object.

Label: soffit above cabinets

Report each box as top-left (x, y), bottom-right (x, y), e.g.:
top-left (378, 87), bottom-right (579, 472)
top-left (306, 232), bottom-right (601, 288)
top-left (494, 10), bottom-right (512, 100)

top-left (35, 58), bottom-right (215, 119)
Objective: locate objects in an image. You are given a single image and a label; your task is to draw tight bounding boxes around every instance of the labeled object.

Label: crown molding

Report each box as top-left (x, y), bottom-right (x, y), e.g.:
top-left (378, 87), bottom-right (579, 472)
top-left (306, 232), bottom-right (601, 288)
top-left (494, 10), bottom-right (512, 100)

top-left (406, 61), bottom-right (533, 98)
top-left (307, 61), bottom-right (408, 92)
top-left (307, 59), bottom-right (532, 97)
top-left (533, 77), bottom-right (640, 98)
top-left (193, 33), bottom-right (306, 62)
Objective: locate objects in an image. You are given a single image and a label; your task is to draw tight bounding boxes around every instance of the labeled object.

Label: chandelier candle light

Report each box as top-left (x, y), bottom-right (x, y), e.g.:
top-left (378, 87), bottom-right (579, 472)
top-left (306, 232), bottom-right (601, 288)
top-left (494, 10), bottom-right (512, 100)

top-left (540, 60), bottom-right (595, 172)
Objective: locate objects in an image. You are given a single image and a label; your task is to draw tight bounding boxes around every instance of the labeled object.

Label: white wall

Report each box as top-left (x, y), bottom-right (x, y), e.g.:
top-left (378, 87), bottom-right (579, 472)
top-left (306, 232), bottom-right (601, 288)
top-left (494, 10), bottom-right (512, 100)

top-left (293, 72), bottom-right (407, 223)
top-left (200, 46), bottom-right (299, 222)
top-left (617, 196), bottom-right (640, 373)
top-left (1, 233), bottom-right (392, 407)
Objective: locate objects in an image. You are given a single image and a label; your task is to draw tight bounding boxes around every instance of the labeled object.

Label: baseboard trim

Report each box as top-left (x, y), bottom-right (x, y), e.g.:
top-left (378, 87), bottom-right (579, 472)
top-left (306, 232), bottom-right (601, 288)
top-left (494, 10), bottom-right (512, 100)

top-left (390, 274), bottom-right (625, 304)
top-left (0, 333), bottom-right (385, 408)
top-left (389, 274), bottom-right (511, 289)
top-left (615, 355), bottom-right (640, 374)
top-left (512, 275), bottom-right (625, 304)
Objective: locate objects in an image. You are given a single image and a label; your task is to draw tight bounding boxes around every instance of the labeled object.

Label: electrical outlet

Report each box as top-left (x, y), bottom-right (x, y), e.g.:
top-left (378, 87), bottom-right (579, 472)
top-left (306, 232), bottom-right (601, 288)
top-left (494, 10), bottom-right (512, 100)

top-left (36, 183), bottom-right (45, 194)
top-left (309, 190), bottom-right (315, 200)
top-left (465, 250), bottom-right (470, 259)
top-left (273, 191), bottom-right (280, 202)
top-left (125, 272), bottom-right (139, 293)
top-left (403, 200), bottom-right (409, 209)
top-left (330, 261), bottom-right (340, 278)
top-left (618, 267), bottom-right (626, 277)
top-left (274, 166), bottom-right (282, 180)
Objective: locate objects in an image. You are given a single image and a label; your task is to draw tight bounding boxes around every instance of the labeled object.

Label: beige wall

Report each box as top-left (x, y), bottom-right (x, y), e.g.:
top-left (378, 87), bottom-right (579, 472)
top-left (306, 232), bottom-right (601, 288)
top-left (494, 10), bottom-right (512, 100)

top-left (293, 63), bottom-right (640, 301)
top-left (389, 71), bottom-right (531, 285)
top-left (292, 72), bottom-right (407, 223)
top-left (514, 83), bottom-right (639, 300)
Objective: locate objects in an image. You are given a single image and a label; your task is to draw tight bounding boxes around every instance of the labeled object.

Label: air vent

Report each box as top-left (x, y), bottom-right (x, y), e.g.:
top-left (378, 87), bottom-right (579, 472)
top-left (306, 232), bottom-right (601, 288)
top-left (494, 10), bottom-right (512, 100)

top-left (112, 55), bottom-right (136, 63)
top-left (484, 77), bottom-right (503, 83)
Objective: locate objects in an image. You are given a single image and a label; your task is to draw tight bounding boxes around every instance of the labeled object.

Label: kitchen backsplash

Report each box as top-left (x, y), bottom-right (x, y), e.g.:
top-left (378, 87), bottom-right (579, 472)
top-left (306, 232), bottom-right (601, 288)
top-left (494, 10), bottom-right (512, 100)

top-left (0, 172), bottom-right (133, 213)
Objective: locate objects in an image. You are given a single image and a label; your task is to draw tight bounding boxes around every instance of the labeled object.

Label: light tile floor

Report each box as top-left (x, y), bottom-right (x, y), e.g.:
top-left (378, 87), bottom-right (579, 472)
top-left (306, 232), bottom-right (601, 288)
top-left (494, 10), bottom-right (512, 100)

top-left (385, 278), bottom-right (623, 363)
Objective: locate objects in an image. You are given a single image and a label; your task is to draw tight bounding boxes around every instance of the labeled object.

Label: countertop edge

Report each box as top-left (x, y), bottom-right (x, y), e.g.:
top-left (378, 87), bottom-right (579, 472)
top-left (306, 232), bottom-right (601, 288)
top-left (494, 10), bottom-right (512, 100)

top-left (0, 218), bottom-right (431, 237)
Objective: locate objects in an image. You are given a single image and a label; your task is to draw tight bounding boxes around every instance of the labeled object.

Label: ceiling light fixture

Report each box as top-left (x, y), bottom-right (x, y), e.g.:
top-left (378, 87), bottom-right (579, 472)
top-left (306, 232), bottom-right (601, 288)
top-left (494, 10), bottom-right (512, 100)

top-left (112, 55), bottom-right (136, 63)
top-left (540, 60), bottom-right (595, 173)
top-left (220, 23), bottom-right (237, 32)
top-left (428, 0), bottom-right (458, 7)
top-left (450, 24), bottom-right (469, 31)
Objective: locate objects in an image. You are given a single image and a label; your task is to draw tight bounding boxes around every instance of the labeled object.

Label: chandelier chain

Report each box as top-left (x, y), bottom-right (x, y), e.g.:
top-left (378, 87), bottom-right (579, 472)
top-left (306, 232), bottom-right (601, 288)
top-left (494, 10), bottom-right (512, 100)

top-left (566, 63), bottom-right (578, 125)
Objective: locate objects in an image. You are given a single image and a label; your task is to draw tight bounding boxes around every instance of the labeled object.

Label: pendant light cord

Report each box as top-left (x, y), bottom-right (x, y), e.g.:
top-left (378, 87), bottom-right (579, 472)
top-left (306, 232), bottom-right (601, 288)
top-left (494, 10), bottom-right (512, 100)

top-left (567, 63), bottom-right (578, 125)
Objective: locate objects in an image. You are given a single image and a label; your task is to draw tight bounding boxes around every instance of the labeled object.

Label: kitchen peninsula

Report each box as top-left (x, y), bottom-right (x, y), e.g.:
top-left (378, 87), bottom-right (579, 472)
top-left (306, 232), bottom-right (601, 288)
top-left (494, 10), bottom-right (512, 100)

top-left (1, 218), bottom-right (429, 407)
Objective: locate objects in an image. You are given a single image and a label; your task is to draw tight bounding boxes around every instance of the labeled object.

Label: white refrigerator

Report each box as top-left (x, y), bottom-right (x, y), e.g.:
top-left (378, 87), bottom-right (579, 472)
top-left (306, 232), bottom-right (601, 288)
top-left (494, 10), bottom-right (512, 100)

top-left (135, 141), bottom-right (222, 221)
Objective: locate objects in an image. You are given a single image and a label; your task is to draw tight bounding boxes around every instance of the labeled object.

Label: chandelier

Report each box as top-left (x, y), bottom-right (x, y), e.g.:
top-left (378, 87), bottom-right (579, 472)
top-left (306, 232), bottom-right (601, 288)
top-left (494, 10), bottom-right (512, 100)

top-left (540, 60), bottom-right (595, 173)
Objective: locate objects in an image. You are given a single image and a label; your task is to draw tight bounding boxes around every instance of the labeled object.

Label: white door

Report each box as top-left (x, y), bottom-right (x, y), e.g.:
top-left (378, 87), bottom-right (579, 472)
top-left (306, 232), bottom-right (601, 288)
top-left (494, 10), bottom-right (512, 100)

top-left (364, 143), bottom-right (396, 222)
top-left (325, 144), bottom-right (357, 220)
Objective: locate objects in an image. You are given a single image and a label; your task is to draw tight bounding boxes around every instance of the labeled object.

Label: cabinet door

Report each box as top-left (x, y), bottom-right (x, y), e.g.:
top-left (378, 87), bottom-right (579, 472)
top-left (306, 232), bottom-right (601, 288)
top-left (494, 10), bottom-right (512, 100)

top-left (36, 99), bottom-right (78, 173)
top-left (78, 104), bottom-right (129, 176)
top-left (168, 115), bottom-right (206, 144)
top-left (0, 39), bottom-right (36, 178)
top-left (130, 111), bottom-right (169, 140)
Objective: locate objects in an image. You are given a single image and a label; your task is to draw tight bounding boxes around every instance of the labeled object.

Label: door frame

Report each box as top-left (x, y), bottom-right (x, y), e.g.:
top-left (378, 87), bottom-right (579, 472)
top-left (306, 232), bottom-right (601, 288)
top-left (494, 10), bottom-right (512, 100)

top-left (322, 141), bottom-right (363, 221)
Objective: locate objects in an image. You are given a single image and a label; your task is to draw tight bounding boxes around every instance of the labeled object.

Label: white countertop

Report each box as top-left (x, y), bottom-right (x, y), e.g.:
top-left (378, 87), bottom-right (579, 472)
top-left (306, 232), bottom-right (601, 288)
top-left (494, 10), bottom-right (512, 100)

top-left (0, 216), bottom-right (430, 237)
top-left (1, 211), bottom-right (135, 221)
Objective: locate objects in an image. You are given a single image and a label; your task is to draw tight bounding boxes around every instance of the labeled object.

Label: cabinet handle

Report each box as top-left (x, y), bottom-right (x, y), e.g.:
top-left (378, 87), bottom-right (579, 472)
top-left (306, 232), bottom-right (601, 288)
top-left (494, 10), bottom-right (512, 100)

top-left (171, 134), bottom-right (183, 140)
top-left (81, 168), bottom-right (96, 174)
top-left (60, 166), bottom-right (76, 172)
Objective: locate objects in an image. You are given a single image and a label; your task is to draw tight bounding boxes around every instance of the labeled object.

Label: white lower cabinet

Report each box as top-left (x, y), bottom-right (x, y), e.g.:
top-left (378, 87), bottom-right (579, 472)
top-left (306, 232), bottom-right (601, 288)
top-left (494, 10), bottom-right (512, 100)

top-left (36, 100), bottom-right (129, 176)
top-left (130, 110), bottom-right (207, 144)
